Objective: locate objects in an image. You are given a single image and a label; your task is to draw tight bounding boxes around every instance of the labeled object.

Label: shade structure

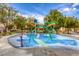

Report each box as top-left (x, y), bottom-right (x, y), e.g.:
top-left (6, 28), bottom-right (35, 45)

top-left (30, 23), bottom-right (35, 27)
top-left (36, 25), bottom-right (44, 33)
top-left (46, 21), bottom-right (57, 27)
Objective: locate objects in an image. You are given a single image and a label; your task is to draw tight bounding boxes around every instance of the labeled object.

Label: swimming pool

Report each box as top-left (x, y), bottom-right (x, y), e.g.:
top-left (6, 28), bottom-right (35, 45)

top-left (8, 33), bottom-right (79, 50)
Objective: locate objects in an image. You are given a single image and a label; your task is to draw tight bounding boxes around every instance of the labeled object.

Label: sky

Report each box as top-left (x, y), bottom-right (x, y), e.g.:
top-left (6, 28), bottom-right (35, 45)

top-left (8, 3), bottom-right (79, 24)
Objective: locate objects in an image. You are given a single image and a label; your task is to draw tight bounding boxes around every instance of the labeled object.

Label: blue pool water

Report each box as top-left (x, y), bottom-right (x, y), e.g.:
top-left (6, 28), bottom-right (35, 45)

top-left (8, 33), bottom-right (79, 49)
top-left (38, 34), bottom-right (77, 45)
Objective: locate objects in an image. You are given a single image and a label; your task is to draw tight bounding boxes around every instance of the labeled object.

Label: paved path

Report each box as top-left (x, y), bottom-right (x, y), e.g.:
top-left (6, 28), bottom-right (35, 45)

top-left (0, 36), bottom-right (33, 56)
top-left (0, 36), bottom-right (79, 56)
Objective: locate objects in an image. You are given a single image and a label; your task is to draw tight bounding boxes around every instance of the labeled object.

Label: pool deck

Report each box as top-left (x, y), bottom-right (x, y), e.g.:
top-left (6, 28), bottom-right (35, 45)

top-left (62, 34), bottom-right (79, 40)
top-left (0, 34), bottom-right (79, 56)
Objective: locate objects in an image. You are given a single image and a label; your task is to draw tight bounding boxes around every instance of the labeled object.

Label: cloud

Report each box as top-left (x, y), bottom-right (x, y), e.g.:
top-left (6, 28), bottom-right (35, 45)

top-left (21, 14), bottom-right (30, 18)
top-left (31, 14), bottom-right (45, 24)
top-left (35, 14), bottom-right (45, 24)
top-left (72, 3), bottom-right (79, 7)
top-left (18, 12), bottom-right (45, 24)
top-left (63, 8), bottom-right (70, 12)
top-left (59, 7), bottom-right (77, 13)
top-left (58, 3), bottom-right (78, 13)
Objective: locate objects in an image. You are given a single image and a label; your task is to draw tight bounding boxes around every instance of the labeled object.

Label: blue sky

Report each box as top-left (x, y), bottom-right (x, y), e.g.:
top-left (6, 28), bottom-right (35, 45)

top-left (8, 3), bottom-right (79, 24)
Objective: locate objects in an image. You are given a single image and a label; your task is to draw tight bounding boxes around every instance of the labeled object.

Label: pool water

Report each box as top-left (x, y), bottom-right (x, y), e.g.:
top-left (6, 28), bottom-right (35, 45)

top-left (8, 33), bottom-right (79, 49)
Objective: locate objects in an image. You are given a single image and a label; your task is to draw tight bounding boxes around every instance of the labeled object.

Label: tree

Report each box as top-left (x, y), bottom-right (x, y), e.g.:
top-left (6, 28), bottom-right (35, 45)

top-left (13, 16), bottom-right (27, 30)
top-left (44, 10), bottom-right (63, 31)
top-left (45, 9), bottom-right (79, 34)
top-left (0, 4), bottom-right (17, 33)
